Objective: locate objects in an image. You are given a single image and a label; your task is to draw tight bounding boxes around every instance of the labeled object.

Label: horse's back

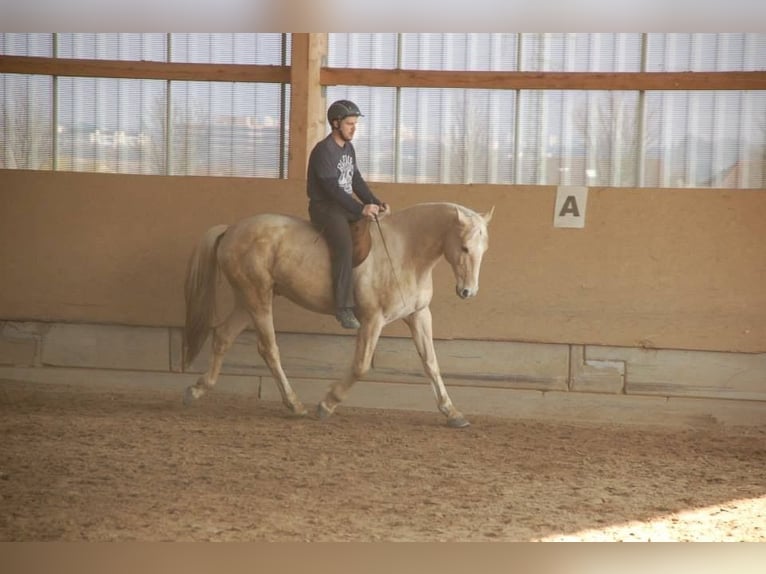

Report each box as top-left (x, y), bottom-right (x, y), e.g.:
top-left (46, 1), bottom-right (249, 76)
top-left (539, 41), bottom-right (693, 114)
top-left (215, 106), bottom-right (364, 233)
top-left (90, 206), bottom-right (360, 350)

top-left (226, 212), bottom-right (313, 239)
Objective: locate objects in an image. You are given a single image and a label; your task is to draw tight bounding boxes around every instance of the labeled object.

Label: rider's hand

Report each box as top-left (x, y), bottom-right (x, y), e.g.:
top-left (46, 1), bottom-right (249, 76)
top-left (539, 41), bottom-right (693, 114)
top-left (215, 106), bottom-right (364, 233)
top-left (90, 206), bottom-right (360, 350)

top-left (362, 203), bottom-right (380, 220)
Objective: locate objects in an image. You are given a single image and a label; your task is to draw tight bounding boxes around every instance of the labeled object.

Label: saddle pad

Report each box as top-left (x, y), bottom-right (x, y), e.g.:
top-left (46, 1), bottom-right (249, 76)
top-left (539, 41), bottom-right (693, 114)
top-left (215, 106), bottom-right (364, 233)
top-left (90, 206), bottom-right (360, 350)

top-left (349, 218), bottom-right (372, 268)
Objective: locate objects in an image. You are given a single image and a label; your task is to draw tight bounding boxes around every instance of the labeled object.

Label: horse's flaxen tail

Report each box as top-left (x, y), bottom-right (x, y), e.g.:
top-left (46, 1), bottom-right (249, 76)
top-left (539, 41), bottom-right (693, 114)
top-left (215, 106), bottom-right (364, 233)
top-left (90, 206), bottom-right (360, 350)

top-left (183, 224), bottom-right (229, 368)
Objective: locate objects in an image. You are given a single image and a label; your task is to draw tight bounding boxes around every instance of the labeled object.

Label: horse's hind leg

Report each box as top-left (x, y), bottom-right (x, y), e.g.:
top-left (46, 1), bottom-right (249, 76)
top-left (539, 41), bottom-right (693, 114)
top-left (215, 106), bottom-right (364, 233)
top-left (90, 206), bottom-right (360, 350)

top-left (184, 305), bottom-right (251, 404)
top-left (404, 307), bottom-right (470, 428)
top-left (246, 297), bottom-right (307, 416)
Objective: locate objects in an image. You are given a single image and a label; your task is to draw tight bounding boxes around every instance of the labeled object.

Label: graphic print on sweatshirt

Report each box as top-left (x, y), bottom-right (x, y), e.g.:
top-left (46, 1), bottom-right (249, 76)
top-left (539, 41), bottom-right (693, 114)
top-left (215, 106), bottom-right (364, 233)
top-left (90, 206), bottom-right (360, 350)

top-left (337, 155), bottom-right (354, 194)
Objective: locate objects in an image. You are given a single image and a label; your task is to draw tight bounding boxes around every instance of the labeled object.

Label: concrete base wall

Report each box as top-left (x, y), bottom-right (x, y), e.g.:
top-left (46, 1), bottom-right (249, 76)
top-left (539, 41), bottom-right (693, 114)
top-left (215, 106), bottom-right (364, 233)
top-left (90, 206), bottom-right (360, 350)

top-left (2, 320), bottom-right (764, 428)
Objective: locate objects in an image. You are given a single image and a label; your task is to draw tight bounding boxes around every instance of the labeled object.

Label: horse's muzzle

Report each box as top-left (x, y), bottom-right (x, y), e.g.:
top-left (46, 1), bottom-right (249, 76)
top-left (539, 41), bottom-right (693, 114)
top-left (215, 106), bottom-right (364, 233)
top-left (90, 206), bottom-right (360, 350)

top-left (456, 286), bottom-right (477, 299)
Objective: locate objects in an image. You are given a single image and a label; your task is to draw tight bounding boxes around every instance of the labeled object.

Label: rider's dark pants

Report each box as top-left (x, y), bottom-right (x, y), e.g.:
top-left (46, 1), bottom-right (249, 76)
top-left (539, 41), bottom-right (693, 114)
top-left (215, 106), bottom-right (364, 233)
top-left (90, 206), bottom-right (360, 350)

top-left (309, 200), bottom-right (359, 312)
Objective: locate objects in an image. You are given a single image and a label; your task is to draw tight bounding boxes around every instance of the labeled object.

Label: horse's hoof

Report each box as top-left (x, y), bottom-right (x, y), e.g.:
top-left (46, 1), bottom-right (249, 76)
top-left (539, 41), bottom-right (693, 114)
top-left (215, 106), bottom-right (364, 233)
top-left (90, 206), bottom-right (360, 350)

top-left (291, 404), bottom-right (308, 417)
top-left (316, 401), bottom-right (334, 421)
top-left (447, 416), bottom-right (470, 428)
top-left (183, 387), bottom-right (196, 406)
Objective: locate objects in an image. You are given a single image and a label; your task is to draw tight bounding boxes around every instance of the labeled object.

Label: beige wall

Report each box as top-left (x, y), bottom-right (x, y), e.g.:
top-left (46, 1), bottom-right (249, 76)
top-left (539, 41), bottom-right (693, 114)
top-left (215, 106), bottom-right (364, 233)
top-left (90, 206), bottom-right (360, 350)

top-left (1, 169), bottom-right (764, 353)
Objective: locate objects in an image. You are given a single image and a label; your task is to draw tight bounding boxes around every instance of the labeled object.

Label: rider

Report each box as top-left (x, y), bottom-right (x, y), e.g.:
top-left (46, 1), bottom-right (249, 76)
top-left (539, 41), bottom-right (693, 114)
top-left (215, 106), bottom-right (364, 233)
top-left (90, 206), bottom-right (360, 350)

top-left (307, 99), bottom-right (389, 329)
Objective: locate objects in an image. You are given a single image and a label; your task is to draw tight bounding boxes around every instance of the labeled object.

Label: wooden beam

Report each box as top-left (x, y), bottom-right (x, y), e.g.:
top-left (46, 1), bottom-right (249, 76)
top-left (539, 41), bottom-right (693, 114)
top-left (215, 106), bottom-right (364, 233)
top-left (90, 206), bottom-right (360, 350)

top-left (0, 55), bottom-right (290, 84)
top-left (5, 55), bottom-right (762, 93)
top-left (7, 55), bottom-right (762, 93)
top-left (321, 68), bottom-right (766, 91)
top-left (287, 33), bottom-right (327, 180)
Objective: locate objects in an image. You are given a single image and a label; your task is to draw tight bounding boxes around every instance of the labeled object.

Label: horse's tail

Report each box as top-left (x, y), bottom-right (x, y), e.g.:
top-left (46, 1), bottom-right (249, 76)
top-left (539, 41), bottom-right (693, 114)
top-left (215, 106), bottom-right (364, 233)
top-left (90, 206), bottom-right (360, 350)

top-left (183, 224), bottom-right (229, 368)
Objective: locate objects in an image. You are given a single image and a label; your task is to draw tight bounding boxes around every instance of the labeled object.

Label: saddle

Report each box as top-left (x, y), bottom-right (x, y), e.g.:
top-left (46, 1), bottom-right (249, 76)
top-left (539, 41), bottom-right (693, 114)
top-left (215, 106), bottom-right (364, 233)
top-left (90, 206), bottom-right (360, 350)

top-left (349, 218), bottom-right (373, 268)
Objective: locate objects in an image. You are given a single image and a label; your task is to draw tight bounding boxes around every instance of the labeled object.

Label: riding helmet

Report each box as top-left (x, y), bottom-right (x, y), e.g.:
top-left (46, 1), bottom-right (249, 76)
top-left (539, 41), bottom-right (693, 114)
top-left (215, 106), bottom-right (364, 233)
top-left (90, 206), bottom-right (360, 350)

top-left (327, 100), bottom-right (364, 126)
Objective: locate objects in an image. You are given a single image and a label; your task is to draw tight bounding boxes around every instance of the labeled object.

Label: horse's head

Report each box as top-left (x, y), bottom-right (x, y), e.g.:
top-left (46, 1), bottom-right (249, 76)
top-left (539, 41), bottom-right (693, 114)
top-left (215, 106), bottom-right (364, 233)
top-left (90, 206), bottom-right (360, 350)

top-left (444, 205), bottom-right (494, 299)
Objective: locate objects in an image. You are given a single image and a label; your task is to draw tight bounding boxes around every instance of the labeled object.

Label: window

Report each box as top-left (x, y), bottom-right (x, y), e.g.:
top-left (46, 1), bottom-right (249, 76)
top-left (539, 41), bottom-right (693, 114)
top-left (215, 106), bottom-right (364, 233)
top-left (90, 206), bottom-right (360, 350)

top-left (2, 33), bottom-right (764, 187)
top-left (1, 33), bottom-right (291, 177)
top-left (327, 33), bottom-right (766, 188)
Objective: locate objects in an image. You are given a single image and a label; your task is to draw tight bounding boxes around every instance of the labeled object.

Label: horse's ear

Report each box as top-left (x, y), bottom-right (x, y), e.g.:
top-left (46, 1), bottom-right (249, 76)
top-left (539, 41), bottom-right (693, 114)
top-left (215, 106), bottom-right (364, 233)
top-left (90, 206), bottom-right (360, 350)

top-left (482, 206), bottom-right (495, 224)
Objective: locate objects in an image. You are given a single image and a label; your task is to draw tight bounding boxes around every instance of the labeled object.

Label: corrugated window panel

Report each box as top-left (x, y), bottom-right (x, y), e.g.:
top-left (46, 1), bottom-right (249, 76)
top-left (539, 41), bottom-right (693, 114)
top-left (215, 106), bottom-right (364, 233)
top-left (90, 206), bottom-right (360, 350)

top-left (396, 33), bottom-right (519, 71)
top-left (740, 91), bottom-right (766, 188)
top-left (0, 73), bottom-right (53, 169)
top-left (439, 88), bottom-right (516, 184)
top-left (168, 81), bottom-right (285, 178)
top-left (325, 86), bottom-right (397, 182)
top-left (520, 33), bottom-right (642, 72)
top-left (395, 88), bottom-right (440, 183)
top-left (517, 90), bottom-right (547, 184)
top-left (518, 90), bottom-right (567, 186)
top-left (644, 90), bottom-right (765, 188)
top-left (0, 33), bottom-right (53, 56)
top-left (487, 34), bottom-right (521, 72)
top-left (485, 89), bottom-right (517, 184)
top-left (327, 34), bottom-right (397, 69)
top-left (282, 84), bottom-right (291, 178)
top-left (399, 34), bottom-right (445, 72)
top-left (327, 84), bottom-right (517, 184)
top-left (396, 87), bottom-right (517, 184)
top-left (56, 77), bottom-right (165, 174)
top-left (743, 34), bottom-right (766, 71)
top-left (572, 91), bottom-right (642, 187)
top-left (517, 90), bottom-right (641, 186)
top-left (646, 33), bottom-right (766, 72)
top-left (57, 33), bottom-right (168, 61)
top-left (169, 33), bottom-right (288, 65)
top-left (551, 90), bottom-right (581, 186)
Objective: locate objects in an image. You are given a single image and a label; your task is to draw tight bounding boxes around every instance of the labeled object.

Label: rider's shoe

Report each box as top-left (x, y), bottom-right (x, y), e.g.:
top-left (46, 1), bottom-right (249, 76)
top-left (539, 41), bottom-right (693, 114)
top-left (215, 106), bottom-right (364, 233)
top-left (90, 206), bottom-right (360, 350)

top-left (335, 308), bottom-right (360, 329)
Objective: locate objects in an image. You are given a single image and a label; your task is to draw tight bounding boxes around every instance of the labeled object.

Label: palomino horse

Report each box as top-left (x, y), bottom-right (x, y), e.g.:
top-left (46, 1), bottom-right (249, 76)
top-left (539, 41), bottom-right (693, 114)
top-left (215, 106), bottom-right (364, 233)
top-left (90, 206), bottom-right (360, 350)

top-left (183, 202), bottom-right (494, 427)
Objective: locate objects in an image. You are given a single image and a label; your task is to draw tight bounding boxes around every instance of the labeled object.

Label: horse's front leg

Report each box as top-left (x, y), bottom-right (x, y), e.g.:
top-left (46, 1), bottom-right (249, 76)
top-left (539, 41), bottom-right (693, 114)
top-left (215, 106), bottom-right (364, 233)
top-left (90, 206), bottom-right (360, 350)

top-left (317, 316), bottom-right (384, 420)
top-left (184, 305), bottom-right (250, 404)
top-left (404, 307), bottom-right (469, 428)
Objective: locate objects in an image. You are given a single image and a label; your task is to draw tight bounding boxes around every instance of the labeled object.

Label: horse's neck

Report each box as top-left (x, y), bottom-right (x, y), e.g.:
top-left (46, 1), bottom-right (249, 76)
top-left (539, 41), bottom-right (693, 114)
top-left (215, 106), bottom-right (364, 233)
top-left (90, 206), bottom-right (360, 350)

top-left (390, 204), bottom-right (451, 270)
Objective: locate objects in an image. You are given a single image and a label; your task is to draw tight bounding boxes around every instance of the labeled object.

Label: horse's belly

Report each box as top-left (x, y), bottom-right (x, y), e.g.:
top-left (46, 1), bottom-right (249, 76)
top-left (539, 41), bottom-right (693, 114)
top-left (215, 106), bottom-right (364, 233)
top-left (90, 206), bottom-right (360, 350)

top-left (272, 259), bottom-right (335, 315)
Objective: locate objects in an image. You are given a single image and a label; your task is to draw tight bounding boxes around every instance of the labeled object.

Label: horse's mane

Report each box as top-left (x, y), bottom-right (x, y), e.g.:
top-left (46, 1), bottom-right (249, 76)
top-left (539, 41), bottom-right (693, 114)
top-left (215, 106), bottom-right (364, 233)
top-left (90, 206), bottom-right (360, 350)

top-left (395, 202), bottom-right (484, 225)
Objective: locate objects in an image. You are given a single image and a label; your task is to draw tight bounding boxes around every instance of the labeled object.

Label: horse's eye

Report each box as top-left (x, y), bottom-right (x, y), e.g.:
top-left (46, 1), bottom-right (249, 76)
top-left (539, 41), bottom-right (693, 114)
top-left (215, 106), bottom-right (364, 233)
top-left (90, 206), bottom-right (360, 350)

top-left (461, 246), bottom-right (469, 253)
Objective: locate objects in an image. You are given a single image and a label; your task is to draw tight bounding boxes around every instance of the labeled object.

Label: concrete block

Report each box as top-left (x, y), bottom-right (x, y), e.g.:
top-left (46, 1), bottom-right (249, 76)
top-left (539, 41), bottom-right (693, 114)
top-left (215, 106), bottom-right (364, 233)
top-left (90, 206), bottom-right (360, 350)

top-left (185, 331), bottom-right (357, 378)
top-left (570, 345), bottom-right (625, 393)
top-left (0, 338), bottom-right (37, 366)
top-left (169, 328), bottom-right (182, 373)
top-left (1, 321), bottom-right (49, 338)
top-left (260, 376), bottom-right (766, 429)
top-left (276, 333), bottom-right (358, 378)
top-left (373, 337), bottom-right (570, 391)
top-left (449, 386), bottom-right (766, 429)
top-left (0, 322), bottom-right (48, 366)
top-left (259, 376), bottom-right (458, 416)
top-left (0, 365), bottom-right (258, 396)
top-left (184, 331), bottom-right (569, 391)
top-left (184, 330), bottom-right (261, 375)
top-left (258, 376), bottom-right (340, 407)
top-left (41, 323), bottom-right (170, 371)
top-left (587, 346), bottom-right (766, 401)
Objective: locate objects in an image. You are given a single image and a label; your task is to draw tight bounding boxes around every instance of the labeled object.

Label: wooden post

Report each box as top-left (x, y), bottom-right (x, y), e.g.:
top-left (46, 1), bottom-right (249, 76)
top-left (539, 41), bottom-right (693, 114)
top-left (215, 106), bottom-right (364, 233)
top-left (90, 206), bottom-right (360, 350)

top-left (288, 33), bottom-right (327, 180)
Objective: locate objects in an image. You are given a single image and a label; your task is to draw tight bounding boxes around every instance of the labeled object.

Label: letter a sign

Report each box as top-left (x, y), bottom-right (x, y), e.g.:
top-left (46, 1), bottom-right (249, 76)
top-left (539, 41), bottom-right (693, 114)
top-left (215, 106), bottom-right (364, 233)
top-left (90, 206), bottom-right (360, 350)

top-left (553, 186), bottom-right (588, 229)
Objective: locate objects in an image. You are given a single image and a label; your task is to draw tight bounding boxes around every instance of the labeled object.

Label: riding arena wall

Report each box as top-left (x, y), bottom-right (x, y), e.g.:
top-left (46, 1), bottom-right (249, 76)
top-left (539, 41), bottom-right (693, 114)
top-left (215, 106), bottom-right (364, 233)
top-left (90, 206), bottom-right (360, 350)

top-left (1, 169), bottom-right (764, 427)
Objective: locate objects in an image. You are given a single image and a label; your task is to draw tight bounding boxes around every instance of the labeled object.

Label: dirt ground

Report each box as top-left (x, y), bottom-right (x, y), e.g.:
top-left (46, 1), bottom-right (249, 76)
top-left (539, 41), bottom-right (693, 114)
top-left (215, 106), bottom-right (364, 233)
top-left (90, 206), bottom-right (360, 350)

top-left (1, 379), bottom-right (764, 542)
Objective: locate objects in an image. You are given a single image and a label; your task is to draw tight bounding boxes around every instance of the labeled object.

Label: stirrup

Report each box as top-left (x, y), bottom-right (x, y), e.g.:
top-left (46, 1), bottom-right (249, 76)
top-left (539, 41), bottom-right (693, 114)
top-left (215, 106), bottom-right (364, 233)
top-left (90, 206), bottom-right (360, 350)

top-left (335, 308), bottom-right (360, 329)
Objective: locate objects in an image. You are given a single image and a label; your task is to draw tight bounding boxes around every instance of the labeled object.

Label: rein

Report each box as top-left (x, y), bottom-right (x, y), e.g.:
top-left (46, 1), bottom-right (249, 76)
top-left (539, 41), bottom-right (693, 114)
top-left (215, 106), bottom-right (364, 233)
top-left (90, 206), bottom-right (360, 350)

top-left (374, 215), bottom-right (408, 311)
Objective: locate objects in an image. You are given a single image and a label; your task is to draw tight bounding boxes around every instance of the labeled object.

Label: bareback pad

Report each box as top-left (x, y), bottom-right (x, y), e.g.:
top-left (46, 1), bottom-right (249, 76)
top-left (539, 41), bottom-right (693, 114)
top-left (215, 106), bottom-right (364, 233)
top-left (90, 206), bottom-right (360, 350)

top-left (349, 218), bottom-right (372, 268)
